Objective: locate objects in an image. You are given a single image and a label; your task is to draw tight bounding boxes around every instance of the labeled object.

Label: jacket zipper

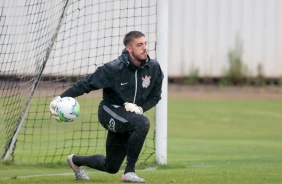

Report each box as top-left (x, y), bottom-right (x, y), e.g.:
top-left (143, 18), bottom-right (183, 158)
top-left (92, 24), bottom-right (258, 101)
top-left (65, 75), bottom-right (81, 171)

top-left (133, 70), bottom-right (137, 103)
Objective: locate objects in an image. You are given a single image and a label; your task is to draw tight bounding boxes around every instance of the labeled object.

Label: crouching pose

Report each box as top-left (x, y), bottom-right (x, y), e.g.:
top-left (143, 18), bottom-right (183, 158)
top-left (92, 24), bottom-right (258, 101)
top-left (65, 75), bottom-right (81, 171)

top-left (49, 31), bottom-right (163, 183)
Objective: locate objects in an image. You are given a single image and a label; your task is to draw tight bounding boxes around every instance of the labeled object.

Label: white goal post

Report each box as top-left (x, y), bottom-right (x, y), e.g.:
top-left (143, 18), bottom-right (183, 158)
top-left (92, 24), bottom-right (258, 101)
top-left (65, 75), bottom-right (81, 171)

top-left (156, 0), bottom-right (168, 165)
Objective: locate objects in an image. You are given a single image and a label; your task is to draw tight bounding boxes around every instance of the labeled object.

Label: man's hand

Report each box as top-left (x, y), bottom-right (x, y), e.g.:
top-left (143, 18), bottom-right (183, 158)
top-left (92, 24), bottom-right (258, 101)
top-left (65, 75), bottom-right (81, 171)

top-left (49, 96), bottom-right (61, 122)
top-left (124, 102), bottom-right (143, 115)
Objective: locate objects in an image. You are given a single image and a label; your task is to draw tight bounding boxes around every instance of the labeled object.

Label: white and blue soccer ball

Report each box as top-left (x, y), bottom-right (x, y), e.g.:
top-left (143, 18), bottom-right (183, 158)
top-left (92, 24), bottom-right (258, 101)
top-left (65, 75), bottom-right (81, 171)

top-left (55, 97), bottom-right (80, 122)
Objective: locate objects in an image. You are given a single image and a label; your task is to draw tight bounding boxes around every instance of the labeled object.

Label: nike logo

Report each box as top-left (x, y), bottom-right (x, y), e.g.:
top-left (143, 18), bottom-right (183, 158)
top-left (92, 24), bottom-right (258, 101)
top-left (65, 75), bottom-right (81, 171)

top-left (121, 82), bottom-right (128, 85)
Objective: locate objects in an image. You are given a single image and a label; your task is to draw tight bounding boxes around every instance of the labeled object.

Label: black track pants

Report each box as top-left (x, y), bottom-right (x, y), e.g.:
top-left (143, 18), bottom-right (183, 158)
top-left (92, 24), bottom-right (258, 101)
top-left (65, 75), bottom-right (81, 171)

top-left (73, 101), bottom-right (150, 174)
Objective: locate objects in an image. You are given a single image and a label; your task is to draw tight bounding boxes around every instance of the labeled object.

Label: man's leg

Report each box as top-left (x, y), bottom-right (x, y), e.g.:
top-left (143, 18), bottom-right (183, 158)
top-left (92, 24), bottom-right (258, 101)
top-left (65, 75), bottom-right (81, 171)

top-left (119, 111), bottom-right (149, 183)
top-left (124, 116), bottom-right (150, 173)
top-left (98, 103), bottom-right (150, 173)
top-left (71, 131), bottom-right (129, 173)
top-left (99, 103), bottom-right (150, 183)
top-left (68, 102), bottom-right (149, 182)
top-left (70, 103), bottom-right (131, 174)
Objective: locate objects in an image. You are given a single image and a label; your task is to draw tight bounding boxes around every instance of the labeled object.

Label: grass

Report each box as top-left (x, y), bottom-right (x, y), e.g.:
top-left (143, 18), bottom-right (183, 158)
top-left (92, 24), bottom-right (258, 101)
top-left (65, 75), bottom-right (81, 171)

top-left (1, 97), bottom-right (282, 183)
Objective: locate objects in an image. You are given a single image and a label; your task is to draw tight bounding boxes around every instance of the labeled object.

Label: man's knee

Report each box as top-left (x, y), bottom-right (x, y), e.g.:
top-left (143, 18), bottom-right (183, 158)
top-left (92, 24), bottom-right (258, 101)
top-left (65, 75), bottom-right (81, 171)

top-left (105, 166), bottom-right (120, 174)
top-left (103, 159), bottom-right (122, 174)
top-left (140, 117), bottom-right (150, 133)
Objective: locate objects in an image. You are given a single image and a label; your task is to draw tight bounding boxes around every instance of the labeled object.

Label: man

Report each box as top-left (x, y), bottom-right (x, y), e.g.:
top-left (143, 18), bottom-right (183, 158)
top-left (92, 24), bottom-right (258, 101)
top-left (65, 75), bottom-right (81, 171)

top-left (49, 31), bottom-right (164, 183)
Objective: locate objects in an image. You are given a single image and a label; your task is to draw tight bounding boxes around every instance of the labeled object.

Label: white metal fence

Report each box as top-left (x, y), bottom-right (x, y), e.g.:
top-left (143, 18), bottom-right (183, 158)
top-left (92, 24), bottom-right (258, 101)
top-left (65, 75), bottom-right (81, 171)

top-left (168, 0), bottom-right (282, 78)
top-left (1, 0), bottom-right (281, 78)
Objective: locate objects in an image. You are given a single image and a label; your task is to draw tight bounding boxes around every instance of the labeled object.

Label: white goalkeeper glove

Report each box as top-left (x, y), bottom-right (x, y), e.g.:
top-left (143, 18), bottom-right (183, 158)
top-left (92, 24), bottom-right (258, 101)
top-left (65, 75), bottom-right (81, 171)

top-left (49, 96), bottom-right (61, 122)
top-left (124, 102), bottom-right (143, 115)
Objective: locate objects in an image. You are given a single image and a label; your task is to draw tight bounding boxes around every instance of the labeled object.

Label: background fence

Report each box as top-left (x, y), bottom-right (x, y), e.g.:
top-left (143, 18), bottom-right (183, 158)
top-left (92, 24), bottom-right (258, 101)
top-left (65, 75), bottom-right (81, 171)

top-left (1, 0), bottom-right (281, 79)
top-left (168, 0), bottom-right (282, 78)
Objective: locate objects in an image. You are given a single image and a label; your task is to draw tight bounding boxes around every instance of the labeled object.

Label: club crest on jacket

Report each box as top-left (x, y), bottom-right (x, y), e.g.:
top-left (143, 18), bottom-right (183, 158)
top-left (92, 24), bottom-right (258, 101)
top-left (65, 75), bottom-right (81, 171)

top-left (142, 75), bottom-right (151, 88)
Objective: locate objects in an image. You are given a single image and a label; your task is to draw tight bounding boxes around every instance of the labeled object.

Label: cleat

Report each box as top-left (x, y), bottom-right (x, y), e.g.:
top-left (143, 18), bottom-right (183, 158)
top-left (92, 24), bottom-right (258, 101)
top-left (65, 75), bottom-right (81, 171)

top-left (121, 172), bottom-right (145, 183)
top-left (67, 154), bottom-right (89, 180)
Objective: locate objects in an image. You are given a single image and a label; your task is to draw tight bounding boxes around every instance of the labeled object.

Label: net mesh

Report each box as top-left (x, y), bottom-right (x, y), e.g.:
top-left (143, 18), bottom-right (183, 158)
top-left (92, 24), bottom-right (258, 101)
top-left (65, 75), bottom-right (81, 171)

top-left (0, 0), bottom-right (157, 164)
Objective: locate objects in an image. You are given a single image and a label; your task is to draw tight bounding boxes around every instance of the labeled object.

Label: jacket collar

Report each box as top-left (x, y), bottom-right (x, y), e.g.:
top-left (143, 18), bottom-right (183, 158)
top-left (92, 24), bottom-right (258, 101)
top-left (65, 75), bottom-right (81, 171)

top-left (119, 49), bottom-right (150, 70)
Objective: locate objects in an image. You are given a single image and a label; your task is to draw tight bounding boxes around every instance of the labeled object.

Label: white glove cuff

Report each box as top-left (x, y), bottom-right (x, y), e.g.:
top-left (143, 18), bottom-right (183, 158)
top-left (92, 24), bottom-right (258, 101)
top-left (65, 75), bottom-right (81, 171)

top-left (138, 107), bottom-right (143, 115)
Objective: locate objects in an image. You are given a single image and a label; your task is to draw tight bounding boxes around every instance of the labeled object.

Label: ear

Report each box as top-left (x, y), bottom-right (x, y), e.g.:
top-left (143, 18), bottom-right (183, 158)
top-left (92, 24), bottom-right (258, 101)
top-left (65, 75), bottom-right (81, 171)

top-left (125, 45), bottom-right (132, 53)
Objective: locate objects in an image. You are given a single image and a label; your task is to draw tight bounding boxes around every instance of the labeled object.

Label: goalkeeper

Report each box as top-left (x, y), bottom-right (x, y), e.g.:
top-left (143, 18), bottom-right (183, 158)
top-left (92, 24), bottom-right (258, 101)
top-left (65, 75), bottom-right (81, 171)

top-left (50, 31), bottom-right (163, 183)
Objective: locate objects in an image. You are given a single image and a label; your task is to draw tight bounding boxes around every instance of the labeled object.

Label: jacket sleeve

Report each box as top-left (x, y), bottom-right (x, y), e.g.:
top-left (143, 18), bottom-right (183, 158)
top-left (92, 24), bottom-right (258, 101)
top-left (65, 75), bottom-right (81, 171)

top-left (60, 65), bottom-right (112, 98)
top-left (140, 68), bottom-right (164, 112)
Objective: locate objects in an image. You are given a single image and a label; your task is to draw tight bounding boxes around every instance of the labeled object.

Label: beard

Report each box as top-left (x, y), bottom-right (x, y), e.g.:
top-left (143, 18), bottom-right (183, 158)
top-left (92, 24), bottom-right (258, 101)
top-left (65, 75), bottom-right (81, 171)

top-left (132, 50), bottom-right (147, 63)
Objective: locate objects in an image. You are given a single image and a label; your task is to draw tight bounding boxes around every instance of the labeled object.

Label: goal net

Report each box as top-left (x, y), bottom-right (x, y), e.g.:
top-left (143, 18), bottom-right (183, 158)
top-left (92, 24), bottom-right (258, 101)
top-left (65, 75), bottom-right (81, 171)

top-left (0, 0), bottom-right (157, 164)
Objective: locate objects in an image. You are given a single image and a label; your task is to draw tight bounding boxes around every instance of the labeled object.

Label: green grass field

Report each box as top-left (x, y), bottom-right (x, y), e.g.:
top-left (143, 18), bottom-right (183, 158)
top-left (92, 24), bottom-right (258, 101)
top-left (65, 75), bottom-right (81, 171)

top-left (1, 96), bottom-right (282, 183)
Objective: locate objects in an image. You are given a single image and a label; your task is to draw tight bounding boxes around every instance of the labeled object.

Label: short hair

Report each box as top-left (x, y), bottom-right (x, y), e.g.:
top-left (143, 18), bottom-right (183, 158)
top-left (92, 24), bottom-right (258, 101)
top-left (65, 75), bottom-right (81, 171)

top-left (123, 31), bottom-right (145, 46)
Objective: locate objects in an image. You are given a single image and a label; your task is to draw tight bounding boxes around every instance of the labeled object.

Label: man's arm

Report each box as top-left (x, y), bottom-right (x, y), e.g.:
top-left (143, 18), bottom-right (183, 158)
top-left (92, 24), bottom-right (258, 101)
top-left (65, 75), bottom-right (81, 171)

top-left (141, 69), bottom-right (164, 112)
top-left (60, 66), bottom-right (112, 98)
top-left (50, 66), bottom-right (113, 121)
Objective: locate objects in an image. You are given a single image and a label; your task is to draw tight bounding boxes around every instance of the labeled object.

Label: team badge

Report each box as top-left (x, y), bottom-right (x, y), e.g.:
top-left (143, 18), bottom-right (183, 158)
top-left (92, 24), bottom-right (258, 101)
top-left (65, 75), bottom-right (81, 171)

top-left (142, 75), bottom-right (151, 88)
top-left (108, 118), bottom-right (116, 132)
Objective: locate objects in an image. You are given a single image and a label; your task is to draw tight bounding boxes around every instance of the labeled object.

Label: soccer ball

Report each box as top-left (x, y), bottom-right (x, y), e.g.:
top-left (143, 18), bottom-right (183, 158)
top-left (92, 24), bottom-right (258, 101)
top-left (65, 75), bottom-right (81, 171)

top-left (55, 97), bottom-right (80, 122)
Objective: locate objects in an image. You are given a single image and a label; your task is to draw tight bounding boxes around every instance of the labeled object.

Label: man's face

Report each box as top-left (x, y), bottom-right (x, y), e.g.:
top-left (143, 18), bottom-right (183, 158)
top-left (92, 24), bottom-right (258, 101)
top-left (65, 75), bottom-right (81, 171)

top-left (126, 36), bottom-right (147, 63)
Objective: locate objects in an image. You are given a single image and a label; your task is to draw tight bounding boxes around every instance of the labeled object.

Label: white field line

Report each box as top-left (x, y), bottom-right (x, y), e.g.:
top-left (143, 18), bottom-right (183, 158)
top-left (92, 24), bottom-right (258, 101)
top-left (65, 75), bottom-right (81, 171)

top-left (0, 171), bottom-right (100, 180)
top-left (0, 168), bottom-right (152, 180)
top-left (1, 163), bottom-right (281, 180)
top-left (0, 167), bottom-right (158, 180)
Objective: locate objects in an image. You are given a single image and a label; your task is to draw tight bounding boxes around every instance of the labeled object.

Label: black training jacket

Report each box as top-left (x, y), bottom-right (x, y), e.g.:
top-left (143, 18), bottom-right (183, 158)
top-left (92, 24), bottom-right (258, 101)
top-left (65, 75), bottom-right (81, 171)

top-left (60, 49), bottom-right (164, 112)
